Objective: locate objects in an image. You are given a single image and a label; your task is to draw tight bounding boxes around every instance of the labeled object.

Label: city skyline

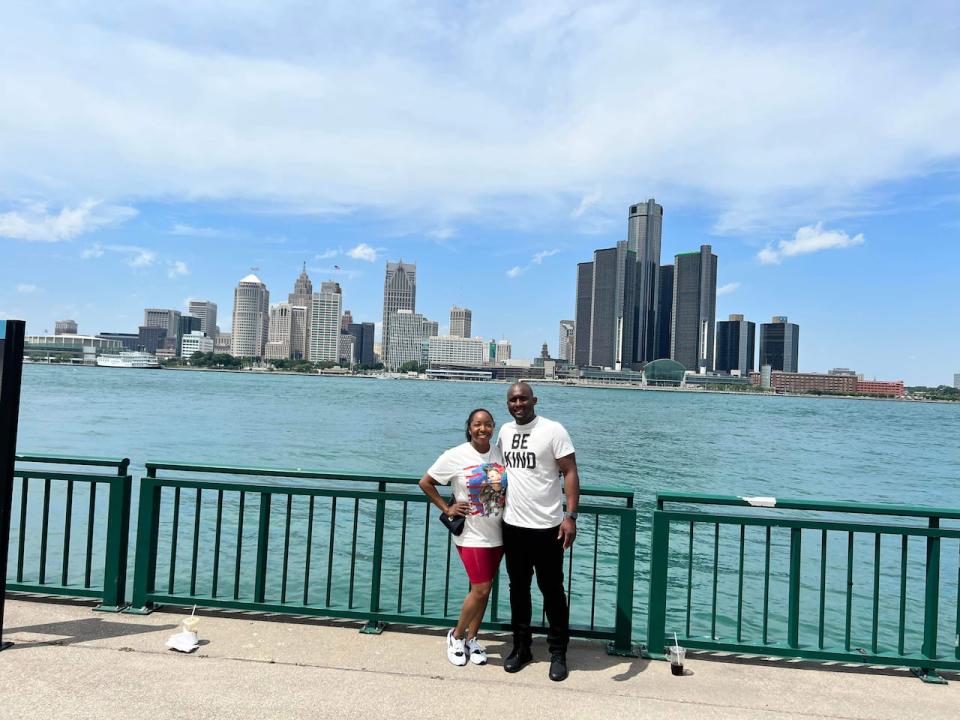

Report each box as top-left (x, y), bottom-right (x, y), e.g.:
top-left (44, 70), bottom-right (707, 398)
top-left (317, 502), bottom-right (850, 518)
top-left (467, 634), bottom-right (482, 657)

top-left (1, 4), bottom-right (958, 384)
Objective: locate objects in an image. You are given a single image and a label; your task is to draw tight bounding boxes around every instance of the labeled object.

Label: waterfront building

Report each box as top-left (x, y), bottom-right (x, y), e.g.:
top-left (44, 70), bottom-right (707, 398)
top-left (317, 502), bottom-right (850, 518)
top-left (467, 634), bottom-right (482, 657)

top-left (428, 336), bottom-right (485, 367)
top-left (386, 309), bottom-right (436, 370)
top-left (655, 265), bottom-right (674, 360)
top-left (494, 339), bottom-right (512, 362)
top-left (155, 347), bottom-right (177, 362)
top-left (830, 368), bottom-right (859, 377)
top-left (143, 308), bottom-right (181, 340)
top-left (265, 303), bottom-right (294, 360)
top-left (671, 245), bottom-right (718, 372)
top-left (346, 322), bottom-right (375, 367)
top-left (214, 332), bottom-right (232, 354)
top-left (338, 332), bottom-right (355, 367)
top-left (856, 379), bottom-right (905, 397)
top-left (576, 242), bottom-right (636, 369)
top-left (137, 326), bottom-right (167, 354)
top-left (187, 301), bottom-right (218, 337)
top-left (749, 370), bottom-right (855, 394)
top-left (289, 263), bottom-right (314, 358)
top-left (177, 315), bottom-right (202, 357)
top-left (642, 358), bottom-right (686, 387)
top-left (97, 332), bottom-right (139, 351)
top-left (715, 314), bottom-right (756, 375)
top-left (230, 274), bottom-right (270, 358)
top-left (309, 281), bottom-right (343, 363)
top-left (574, 262), bottom-right (593, 367)
top-left (341, 310), bottom-right (353, 332)
top-left (558, 320), bottom-right (576, 363)
top-left (181, 331), bottom-right (214, 357)
top-left (759, 316), bottom-right (800, 373)
top-left (381, 260), bottom-right (416, 368)
top-left (25, 334), bottom-right (123, 360)
top-left (955, 373), bottom-right (960, 390)
top-left (627, 198), bottom-right (663, 364)
top-left (55, 319), bottom-right (78, 335)
top-left (450, 306), bottom-right (472, 338)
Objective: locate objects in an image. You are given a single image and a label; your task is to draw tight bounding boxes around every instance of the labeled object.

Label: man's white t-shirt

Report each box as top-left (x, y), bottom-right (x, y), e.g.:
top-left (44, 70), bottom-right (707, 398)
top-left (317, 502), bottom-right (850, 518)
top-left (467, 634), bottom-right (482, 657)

top-left (427, 442), bottom-right (508, 548)
top-left (497, 416), bottom-right (575, 529)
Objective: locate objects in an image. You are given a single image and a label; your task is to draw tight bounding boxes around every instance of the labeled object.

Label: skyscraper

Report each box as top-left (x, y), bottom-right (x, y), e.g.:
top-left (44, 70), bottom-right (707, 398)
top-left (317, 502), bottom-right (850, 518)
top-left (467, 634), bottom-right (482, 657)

top-left (587, 242), bottom-right (636, 368)
top-left (187, 300), bottom-right (218, 337)
top-left (715, 314), bottom-right (756, 375)
top-left (627, 199), bottom-right (663, 364)
top-left (265, 303), bottom-right (294, 360)
top-left (309, 281), bottom-right (343, 363)
top-left (230, 274), bottom-right (270, 358)
top-left (450, 306), bottom-right (472, 338)
top-left (289, 263), bottom-right (314, 358)
top-left (574, 262), bottom-right (593, 367)
top-left (671, 245), bottom-right (717, 372)
top-left (382, 261), bottom-right (417, 368)
top-left (341, 310), bottom-right (353, 332)
top-left (386, 309), bottom-right (435, 370)
top-left (347, 322), bottom-right (376, 367)
top-left (655, 265), bottom-right (674, 360)
top-left (558, 320), bottom-right (576, 363)
top-left (143, 308), bottom-right (181, 339)
top-left (759, 316), bottom-right (800, 372)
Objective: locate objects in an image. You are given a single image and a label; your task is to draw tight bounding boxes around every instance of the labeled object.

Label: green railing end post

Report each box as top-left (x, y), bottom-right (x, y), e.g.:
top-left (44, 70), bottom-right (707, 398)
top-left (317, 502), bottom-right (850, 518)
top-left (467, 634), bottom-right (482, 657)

top-left (117, 458), bottom-right (131, 476)
top-left (646, 509), bottom-right (670, 658)
top-left (910, 667), bottom-right (948, 684)
top-left (360, 621), bottom-right (386, 635)
top-left (122, 604), bottom-right (156, 615)
top-left (92, 603), bottom-right (126, 614)
top-left (605, 640), bottom-right (642, 658)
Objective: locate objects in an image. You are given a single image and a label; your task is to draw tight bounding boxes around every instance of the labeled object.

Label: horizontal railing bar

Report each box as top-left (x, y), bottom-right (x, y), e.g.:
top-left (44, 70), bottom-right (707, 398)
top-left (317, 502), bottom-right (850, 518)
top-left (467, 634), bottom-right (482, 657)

top-left (678, 639), bottom-right (960, 670)
top-left (16, 453), bottom-right (130, 472)
top-left (660, 510), bottom-right (960, 538)
top-left (145, 461), bottom-right (632, 500)
top-left (12, 469), bottom-right (124, 483)
top-left (145, 477), bottom-right (631, 516)
top-left (6, 584), bottom-right (103, 599)
top-left (658, 492), bottom-right (960, 521)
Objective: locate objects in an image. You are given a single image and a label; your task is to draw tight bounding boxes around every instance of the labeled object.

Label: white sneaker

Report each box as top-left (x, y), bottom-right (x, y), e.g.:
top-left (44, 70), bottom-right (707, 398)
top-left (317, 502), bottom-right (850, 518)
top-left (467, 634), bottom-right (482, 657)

top-left (466, 637), bottom-right (487, 665)
top-left (447, 629), bottom-right (467, 666)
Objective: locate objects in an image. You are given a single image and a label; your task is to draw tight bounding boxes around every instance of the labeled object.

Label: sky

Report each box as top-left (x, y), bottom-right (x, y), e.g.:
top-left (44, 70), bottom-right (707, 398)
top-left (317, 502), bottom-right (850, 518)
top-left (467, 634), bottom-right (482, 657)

top-left (1, 1), bottom-right (958, 385)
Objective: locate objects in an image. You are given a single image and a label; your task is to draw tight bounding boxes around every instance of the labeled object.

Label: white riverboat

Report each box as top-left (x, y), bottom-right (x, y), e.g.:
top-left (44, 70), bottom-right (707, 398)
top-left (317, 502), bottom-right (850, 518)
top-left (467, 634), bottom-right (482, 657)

top-left (96, 351), bottom-right (162, 369)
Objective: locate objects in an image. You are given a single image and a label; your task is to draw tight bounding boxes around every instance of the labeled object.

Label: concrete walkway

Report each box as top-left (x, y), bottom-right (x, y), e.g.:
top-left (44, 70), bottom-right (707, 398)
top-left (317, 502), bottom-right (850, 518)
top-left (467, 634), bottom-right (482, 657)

top-left (1, 597), bottom-right (956, 719)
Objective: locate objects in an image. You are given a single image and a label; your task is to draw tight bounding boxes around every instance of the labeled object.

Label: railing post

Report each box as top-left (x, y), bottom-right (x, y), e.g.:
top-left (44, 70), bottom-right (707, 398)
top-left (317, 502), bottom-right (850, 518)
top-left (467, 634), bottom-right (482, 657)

top-left (911, 517), bottom-right (946, 682)
top-left (607, 506), bottom-right (639, 656)
top-left (94, 458), bottom-right (133, 612)
top-left (645, 509), bottom-right (670, 659)
top-left (254, 492), bottom-right (271, 604)
top-left (361, 481), bottom-right (387, 634)
top-left (787, 527), bottom-right (802, 649)
top-left (126, 472), bottom-right (160, 614)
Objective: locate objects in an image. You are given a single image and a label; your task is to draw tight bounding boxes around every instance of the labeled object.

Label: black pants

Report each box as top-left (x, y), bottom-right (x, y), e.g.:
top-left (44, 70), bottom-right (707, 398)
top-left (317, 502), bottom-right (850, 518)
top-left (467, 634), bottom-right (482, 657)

top-left (502, 521), bottom-right (569, 655)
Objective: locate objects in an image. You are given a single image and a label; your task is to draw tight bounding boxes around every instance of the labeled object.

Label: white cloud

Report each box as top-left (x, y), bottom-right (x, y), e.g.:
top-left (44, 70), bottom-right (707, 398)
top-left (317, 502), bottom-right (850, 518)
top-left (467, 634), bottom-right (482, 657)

top-left (315, 248), bottom-right (339, 260)
top-left (427, 227), bottom-right (457, 240)
top-left (81, 243), bottom-right (105, 258)
top-left (508, 248), bottom-right (560, 278)
top-left (532, 249), bottom-right (558, 264)
top-left (127, 248), bottom-right (158, 268)
top-left (170, 223), bottom-right (222, 237)
top-left (16, 283), bottom-right (38, 293)
top-left (758, 223), bottom-right (865, 265)
top-left (0, 5), bottom-right (958, 231)
top-left (716, 282), bottom-right (741, 296)
top-left (506, 266), bottom-right (524, 279)
top-left (347, 243), bottom-right (378, 262)
top-left (82, 242), bottom-right (158, 268)
top-left (0, 200), bottom-right (136, 242)
top-left (168, 260), bottom-right (189, 278)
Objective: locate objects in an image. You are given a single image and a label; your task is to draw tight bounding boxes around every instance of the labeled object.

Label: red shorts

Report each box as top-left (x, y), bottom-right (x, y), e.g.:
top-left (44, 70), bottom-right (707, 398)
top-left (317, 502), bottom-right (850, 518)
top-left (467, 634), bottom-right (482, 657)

top-left (456, 546), bottom-right (504, 584)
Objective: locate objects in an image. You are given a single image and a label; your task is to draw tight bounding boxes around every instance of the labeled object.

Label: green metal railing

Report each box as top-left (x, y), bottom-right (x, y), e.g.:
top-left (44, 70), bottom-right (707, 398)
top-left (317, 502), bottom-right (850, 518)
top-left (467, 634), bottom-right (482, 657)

top-left (647, 493), bottom-right (960, 680)
top-left (6, 453), bottom-right (132, 611)
top-left (127, 462), bottom-right (638, 654)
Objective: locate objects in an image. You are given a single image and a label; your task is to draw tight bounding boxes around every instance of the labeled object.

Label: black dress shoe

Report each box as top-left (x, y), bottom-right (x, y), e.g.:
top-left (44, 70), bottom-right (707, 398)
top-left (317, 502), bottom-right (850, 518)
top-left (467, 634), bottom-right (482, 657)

top-left (548, 653), bottom-right (568, 682)
top-left (503, 646), bottom-right (533, 673)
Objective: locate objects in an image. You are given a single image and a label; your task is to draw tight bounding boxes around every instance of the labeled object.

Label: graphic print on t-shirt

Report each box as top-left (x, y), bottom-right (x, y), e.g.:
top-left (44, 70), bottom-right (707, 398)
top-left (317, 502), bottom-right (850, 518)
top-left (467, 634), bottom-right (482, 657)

top-left (464, 463), bottom-right (508, 517)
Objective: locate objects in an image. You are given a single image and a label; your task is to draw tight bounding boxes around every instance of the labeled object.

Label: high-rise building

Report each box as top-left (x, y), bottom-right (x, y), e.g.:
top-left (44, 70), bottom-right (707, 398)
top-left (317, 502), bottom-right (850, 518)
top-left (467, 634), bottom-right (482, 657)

top-left (671, 245), bottom-right (717, 372)
top-left (338, 332), bottom-right (355, 366)
top-left (575, 242), bottom-right (636, 369)
top-left (289, 263), bottom-right (314, 358)
top-left (494, 339), bottom-right (512, 362)
top-left (715, 314), bottom-right (756, 375)
top-left (143, 309), bottom-right (181, 339)
top-left (309, 281), bottom-right (343, 363)
top-left (289, 305), bottom-right (308, 360)
top-left (655, 265), bottom-right (674, 360)
top-left (137, 325), bottom-right (167, 354)
top-left (97, 332), bottom-right (139, 351)
top-left (759, 316), bottom-right (800, 373)
top-left (177, 315), bottom-right (202, 357)
top-left (187, 301), bottom-right (218, 337)
top-left (382, 260), bottom-right (416, 368)
top-left (627, 199), bottom-right (663, 364)
top-left (558, 320), bottom-right (576, 363)
top-left (954, 373), bottom-right (960, 390)
top-left (55, 320), bottom-right (78, 335)
top-left (341, 310), bottom-right (353, 332)
top-left (574, 262), bottom-right (593, 367)
top-left (450, 306), bottom-right (472, 338)
top-left (265, 303), bottom-right (294, 360)
top-left (214, 332), bottom-right (232, 355)
top-left (386, 309), bottom-right (436, 370)
top-left (230, 274), bottom-right (270, 358)
top-left (181, 331), bottom-right (214, 357)
top-left (346, 322), bottom-right (376, 367)
top-left (428, 336), bottom-right (486, 366)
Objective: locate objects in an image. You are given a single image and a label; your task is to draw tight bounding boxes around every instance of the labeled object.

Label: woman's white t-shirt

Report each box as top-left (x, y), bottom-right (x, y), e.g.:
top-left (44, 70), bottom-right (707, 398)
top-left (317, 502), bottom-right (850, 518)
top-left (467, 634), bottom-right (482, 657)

top-left (427, 442), bottom-right (508, 547)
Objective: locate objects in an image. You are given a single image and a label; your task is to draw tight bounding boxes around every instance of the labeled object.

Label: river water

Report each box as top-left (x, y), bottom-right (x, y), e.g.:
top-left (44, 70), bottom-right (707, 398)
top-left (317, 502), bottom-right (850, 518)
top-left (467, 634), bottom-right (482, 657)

top-left (11, 364), bottom-right (960, 649)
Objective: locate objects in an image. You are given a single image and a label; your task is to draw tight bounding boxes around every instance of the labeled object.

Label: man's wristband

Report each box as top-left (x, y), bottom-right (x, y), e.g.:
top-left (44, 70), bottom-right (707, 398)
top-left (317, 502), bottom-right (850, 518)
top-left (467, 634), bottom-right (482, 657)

top-left (564, 511), bottom-right (578, 520)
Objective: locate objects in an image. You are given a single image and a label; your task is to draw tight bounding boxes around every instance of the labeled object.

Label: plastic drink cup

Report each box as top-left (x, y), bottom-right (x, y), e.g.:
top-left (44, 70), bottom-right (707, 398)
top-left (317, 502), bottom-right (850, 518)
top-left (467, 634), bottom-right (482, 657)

top-left (667, 645), bottom-right (685, 676)
top-left (183, 616), bottom-right (200, 636)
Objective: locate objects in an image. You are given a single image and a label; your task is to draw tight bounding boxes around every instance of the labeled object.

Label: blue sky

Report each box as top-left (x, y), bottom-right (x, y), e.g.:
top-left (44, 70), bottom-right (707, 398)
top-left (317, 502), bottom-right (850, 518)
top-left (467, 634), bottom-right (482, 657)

top-left (1, 1), bottom-right (958, 385)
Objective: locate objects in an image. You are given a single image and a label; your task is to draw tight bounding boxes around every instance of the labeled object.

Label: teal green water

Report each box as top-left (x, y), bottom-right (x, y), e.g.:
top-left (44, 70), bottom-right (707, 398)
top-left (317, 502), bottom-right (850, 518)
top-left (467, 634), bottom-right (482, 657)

top-left (11, 364), bottom-right (960, 648)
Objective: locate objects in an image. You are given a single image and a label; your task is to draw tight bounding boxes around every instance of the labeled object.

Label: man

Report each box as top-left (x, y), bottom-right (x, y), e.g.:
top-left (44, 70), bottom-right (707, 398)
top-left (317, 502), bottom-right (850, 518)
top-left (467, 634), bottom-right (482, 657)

top-left (497, 381), bottom-right (580, 682)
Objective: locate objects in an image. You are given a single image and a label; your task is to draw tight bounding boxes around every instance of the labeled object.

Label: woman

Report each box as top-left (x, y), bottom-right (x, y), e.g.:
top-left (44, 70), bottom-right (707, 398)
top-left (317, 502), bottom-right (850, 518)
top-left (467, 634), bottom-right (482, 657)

top-left (419, 408), bottom-right (508, 666)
